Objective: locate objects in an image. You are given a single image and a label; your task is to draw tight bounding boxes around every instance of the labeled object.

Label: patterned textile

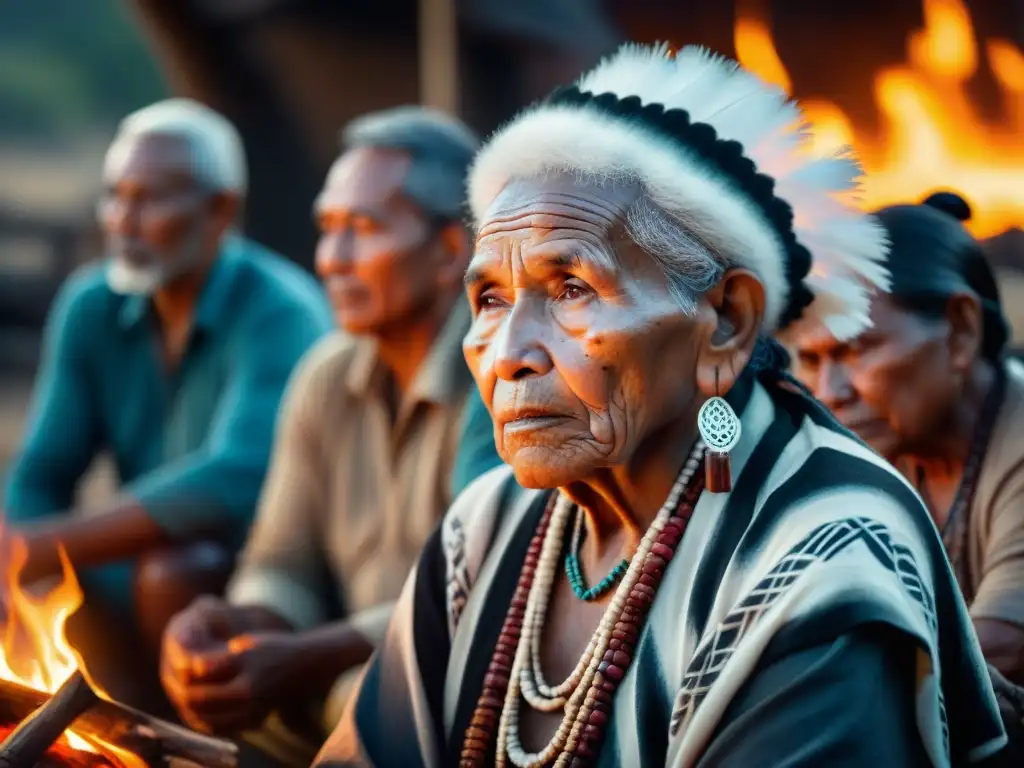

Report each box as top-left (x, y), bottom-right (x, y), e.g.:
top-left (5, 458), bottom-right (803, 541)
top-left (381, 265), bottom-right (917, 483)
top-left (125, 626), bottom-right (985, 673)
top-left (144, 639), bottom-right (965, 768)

top-left (319, 372), bottom-right (1006, 768)
top-left (671, 516), bottom-right (941, 740)
top-left (442, 516), bottom-right (470, 638)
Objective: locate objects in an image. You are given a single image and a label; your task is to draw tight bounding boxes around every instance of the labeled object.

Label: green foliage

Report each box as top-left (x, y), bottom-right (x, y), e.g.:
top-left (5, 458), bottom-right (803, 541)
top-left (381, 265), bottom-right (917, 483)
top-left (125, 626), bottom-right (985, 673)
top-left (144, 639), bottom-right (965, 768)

top-left (0, 0), bottom-right (167, 143)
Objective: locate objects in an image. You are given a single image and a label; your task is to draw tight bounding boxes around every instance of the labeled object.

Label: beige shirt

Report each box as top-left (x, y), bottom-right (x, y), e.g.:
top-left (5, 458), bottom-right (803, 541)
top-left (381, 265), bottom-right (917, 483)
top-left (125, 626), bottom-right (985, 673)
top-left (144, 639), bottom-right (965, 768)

top-left (963, 357), bottom-right (1024, 627)
top-left (227, 300), bottom-right (474, 646)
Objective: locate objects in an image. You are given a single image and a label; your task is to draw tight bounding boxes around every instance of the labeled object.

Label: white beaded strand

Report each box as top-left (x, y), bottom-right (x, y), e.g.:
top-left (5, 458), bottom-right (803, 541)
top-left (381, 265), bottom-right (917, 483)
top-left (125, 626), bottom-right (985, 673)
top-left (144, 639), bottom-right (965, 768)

top-left (521, 440), bottom-right (704, 714)
top-left (521, 506), bottom-right (595, 710)
top-left (499, 442), bottom-right (705, 768)
top-left (496, 493), bottom-right (575, 766)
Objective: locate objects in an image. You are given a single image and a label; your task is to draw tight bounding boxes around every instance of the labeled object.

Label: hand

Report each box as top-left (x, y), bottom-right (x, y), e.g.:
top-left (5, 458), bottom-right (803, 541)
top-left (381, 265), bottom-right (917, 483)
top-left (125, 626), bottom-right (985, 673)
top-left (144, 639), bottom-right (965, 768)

top-left (161, 596), bottom-right (261, 729)
top-left (161, 596), bottom-right (301, 734)
top-left (168, 630), bottom-right (302, 734)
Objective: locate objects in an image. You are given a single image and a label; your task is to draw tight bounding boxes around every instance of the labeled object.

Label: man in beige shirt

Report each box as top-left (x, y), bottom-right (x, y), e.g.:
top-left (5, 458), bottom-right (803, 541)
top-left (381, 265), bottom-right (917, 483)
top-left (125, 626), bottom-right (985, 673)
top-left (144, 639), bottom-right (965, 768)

top-left (157, 107), bottom-right (501, 762)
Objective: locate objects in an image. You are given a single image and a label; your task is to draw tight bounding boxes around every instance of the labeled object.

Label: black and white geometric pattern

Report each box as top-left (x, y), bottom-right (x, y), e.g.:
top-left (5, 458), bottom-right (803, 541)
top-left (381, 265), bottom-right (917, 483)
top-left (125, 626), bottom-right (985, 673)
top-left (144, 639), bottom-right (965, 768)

top-left (669, 517), bottom-right (944, 746)
top-left (444, 516), bottom-right (471, 638)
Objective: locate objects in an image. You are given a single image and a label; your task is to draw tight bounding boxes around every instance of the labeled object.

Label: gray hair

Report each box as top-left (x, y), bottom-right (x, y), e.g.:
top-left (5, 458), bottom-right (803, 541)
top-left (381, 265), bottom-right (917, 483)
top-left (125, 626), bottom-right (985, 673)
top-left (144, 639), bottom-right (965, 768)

top-left (341, 106), bottom-right (480, 222)
top-left (625, 193), bottom-right (727, 314)
top-left (105, 99), bottom-right (247, 194)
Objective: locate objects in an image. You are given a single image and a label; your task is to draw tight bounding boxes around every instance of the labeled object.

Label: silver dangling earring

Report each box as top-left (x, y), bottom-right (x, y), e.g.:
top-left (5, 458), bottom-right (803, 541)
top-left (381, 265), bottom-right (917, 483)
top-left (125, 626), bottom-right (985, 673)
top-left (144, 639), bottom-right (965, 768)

top-left (697, 368), bottom-right (741, 493)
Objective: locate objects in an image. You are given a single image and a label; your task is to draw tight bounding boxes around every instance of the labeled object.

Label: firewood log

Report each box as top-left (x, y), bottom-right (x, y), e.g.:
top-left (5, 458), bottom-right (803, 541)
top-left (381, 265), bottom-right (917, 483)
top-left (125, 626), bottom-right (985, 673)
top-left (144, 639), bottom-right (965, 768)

top-left (0, 676), bottom-right (237, 768)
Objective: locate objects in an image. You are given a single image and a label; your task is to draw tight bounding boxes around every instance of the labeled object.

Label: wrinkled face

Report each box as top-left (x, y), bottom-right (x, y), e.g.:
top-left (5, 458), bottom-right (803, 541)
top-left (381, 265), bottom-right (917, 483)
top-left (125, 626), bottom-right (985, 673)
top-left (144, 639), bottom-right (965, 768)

top-left (793, 292), bottom-right (961, 459)
top-left (315, 147), bottom-right (450, 335)
top-left (99, 132), bottom-right (226, 295)
top-left (463, 176), bottom-right (717, 489)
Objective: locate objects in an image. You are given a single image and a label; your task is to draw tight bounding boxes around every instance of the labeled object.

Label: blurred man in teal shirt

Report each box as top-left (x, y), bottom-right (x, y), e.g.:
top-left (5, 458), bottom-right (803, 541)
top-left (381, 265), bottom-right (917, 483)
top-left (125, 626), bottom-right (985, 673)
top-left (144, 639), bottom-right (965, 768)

top-left (2, 99), bottom-right (333, 701)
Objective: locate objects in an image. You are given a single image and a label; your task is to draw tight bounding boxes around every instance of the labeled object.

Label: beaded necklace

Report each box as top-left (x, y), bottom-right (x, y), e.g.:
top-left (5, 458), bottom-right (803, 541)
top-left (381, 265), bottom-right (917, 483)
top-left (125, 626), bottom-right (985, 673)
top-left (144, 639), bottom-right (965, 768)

top-left (565, 508), bottom-right (629, 601)
top-left (459, 442), bottom-right (706, 767)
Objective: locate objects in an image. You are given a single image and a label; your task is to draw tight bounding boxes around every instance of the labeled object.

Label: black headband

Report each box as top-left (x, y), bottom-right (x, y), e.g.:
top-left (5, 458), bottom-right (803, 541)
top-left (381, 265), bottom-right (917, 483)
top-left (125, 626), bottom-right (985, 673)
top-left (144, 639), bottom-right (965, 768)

top-left (545, 85), bottom-right (815, 328)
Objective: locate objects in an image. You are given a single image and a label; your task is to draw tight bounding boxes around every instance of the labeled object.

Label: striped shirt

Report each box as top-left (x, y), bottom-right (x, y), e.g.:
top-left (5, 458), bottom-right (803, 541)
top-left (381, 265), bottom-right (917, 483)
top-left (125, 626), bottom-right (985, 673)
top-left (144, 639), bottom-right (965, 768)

top-left (320, 369), bottom-right (1005, 767)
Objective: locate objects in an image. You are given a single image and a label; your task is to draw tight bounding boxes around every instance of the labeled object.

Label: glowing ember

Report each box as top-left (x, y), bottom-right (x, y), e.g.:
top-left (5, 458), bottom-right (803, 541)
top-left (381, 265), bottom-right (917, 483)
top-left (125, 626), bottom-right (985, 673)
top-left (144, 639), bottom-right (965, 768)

top-left (735, 0), bottom-right (1024, 238)
top-left (0, 723), bottom-right (115, 768)
top-left (0, 537), bottom-right (144, 767)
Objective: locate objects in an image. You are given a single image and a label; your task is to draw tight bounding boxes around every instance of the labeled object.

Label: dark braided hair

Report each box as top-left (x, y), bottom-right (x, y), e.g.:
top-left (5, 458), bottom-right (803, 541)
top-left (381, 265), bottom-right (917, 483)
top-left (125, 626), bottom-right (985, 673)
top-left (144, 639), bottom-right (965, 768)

top-left (875, 192), bottom-right (1009, 362)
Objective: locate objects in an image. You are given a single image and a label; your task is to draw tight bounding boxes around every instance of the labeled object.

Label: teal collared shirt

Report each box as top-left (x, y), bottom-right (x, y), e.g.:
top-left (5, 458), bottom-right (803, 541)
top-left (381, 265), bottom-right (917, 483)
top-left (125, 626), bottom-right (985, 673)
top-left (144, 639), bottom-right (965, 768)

top-left (4, 236), bottom-right (334, 606)
top-left (450, 385), bottom-right (501, 498)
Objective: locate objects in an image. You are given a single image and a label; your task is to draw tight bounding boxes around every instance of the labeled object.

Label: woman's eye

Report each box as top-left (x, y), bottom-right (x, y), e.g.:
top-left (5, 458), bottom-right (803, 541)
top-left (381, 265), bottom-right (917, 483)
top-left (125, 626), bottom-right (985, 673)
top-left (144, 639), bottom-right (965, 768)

top-left (478, 292), bottom-right (505, 310)
top-left (558, 280), bottom-right (591, 302)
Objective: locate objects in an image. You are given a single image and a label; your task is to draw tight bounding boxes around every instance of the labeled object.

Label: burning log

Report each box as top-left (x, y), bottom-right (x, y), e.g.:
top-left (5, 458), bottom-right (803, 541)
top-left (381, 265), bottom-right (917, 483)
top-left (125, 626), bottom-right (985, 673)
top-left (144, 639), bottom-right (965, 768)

top-left (0, 672), bottom-right (97, 768)
top-left (0, 675), bottom-right (237, 768)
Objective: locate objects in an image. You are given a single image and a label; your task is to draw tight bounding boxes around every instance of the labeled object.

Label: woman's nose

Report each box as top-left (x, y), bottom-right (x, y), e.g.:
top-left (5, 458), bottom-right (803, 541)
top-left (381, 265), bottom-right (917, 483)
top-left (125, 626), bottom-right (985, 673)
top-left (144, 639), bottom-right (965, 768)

top-left (491, 302), bottom-right (554, 382)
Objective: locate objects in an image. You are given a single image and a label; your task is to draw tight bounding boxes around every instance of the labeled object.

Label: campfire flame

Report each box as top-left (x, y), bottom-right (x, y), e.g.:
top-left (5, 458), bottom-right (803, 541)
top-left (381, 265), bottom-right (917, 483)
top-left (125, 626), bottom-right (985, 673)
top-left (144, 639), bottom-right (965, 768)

top-left (735, 0), bottom-right (1024, 238)
top-left (0, 538), bottom-right (144, 767)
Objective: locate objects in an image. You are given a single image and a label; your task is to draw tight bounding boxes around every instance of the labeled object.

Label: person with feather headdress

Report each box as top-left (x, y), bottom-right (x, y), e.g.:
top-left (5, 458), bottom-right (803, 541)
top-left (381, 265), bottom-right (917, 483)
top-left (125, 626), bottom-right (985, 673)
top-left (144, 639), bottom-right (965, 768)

top-left (314, 44), bottom-right (1007, 767)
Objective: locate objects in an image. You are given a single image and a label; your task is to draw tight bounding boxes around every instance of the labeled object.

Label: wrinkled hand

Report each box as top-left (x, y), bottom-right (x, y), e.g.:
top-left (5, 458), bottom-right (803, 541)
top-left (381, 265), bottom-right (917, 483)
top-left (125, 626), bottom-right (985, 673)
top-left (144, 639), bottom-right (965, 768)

top-left (161, 596), bottom-right (301, 734)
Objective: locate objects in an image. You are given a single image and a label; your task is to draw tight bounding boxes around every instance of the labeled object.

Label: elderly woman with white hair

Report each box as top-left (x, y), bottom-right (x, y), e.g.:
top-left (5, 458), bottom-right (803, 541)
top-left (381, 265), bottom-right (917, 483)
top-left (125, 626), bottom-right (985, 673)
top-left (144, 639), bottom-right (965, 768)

top-left (318, 46), bottom-right (1008, 767)
top-left (3, 98), bottom-right (333, 704)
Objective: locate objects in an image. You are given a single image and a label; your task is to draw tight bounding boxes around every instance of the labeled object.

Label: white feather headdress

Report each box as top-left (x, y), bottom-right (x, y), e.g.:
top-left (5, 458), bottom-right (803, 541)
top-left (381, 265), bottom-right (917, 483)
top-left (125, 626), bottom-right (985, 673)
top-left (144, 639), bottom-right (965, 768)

top-left (468, 43), bottom-right (890, 340)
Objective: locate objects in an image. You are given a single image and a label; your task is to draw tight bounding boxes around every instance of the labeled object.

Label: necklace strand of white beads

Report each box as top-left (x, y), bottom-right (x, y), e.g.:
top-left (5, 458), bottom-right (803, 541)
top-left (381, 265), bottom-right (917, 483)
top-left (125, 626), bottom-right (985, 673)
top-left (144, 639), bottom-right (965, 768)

top-left (497, 441), bottom-right (706, 768)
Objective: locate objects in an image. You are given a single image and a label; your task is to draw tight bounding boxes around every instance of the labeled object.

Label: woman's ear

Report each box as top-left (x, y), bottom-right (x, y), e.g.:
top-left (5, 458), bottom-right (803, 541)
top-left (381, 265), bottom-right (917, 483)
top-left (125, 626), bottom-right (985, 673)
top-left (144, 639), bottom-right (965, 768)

top-left (695, 269), bottom-right (765, 398)
top-left (945, 292), bottom-right (983, 374)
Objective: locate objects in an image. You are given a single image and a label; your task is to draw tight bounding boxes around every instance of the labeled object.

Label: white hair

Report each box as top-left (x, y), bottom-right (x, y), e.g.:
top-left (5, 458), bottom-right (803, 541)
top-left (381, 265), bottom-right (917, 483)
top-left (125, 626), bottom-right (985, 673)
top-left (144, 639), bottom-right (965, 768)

top-left (625, 192), bottom-right (727, 314)
top-left (340, 105), bottom-right (479, 221)
top-left (469, 44), bottom-right (891, 341)
top-left (105, 98), bottom-right (247, 194)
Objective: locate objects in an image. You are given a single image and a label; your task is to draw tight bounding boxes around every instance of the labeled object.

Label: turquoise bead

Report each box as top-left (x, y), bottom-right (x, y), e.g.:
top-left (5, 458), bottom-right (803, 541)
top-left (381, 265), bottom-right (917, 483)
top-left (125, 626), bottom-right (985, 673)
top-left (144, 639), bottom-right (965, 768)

top-left (565, 552), bottom-right (629, 602)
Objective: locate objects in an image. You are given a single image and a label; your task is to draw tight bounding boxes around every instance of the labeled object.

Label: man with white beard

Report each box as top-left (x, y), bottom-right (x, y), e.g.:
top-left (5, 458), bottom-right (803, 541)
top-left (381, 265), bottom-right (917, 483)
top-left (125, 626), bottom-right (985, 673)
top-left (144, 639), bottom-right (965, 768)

top-left (2, 98), bottom-right (333, 706)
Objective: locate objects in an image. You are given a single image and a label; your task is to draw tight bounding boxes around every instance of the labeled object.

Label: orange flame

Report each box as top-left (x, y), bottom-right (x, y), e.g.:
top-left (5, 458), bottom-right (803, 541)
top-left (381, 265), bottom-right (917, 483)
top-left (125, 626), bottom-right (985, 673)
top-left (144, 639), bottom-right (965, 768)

top-left (735, 0), bottom-right (1024, 238)
top-left (0, 537), bottom-right (144, 766)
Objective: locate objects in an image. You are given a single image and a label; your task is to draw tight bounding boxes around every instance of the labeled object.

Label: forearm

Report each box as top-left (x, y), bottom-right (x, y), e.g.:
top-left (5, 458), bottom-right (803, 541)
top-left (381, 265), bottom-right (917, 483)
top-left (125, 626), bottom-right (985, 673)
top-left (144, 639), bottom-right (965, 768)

top-left (15, 501), bottom-right (167, 578)
top-left (229, 603), bottom-right (296, 634)
top-left (285, 621), bottom-right (375, 700)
